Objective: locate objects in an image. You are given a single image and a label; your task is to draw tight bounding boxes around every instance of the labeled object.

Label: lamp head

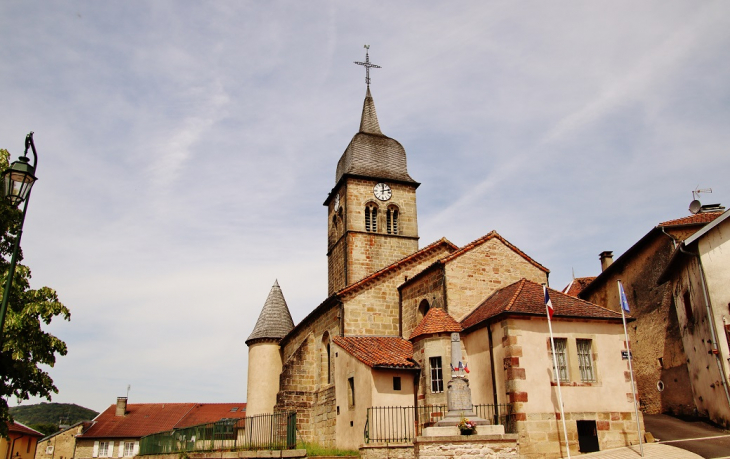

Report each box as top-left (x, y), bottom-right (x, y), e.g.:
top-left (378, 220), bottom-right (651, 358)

top-left (2, 142), bottom-right (37, 207)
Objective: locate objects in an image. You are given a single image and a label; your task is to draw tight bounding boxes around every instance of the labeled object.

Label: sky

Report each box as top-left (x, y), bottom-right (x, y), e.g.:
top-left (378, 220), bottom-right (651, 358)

top-left (1, 1), bottom-right (729, 414)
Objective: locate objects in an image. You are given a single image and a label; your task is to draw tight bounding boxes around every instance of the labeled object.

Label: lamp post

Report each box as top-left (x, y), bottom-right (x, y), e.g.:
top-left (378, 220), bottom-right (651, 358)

top-left (0, 132), bottom-right (38, 344)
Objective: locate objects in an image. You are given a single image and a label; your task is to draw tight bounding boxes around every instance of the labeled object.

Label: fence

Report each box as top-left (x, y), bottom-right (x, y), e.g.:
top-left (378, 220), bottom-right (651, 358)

top-left (138, 412), bottom-right (296, 455)
top-left (364, 404), bottom-right (514, 444)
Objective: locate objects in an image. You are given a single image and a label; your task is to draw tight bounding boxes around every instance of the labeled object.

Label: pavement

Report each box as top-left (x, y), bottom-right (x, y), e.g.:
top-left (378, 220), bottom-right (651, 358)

top-left (575, 442), bottom-right (703, 458)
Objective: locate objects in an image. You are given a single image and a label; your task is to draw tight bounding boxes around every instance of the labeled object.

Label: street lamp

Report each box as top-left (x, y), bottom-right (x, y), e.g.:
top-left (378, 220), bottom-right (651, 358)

top-left (0, 132), bottom-right (38, 343)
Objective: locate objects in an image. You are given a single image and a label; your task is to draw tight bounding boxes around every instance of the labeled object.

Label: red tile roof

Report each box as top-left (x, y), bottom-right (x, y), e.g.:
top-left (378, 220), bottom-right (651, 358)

top-left (409, 308), bottom-right (462, 340)
top-left (562, 277), bottom-right (596, 297)
top-left (333, 336), bottom-right (417, 369)
top-left (7, 421), bottom-right (44, 437)
top-left (81, 402), bottom-right (246, 438)
top-left (658, 212), bottom-right (722, 227)
top-left (440, 231), bottom-right (549, 273)
top-left (461, 279), bottom-right (624, 330)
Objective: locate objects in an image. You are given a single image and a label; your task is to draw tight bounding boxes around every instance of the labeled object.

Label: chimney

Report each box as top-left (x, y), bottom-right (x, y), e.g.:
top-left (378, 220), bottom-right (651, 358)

top-left (116, 397), bottom-right (127, 416)
top-left (599, 251), bottom-right (613, 272)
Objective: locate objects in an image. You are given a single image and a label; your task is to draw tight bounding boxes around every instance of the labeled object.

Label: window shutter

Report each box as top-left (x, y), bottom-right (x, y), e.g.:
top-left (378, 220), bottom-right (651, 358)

top-left (133, 441), bottom-right (139, 456)
top-left (108, 442), bottom-right (114, 458)
top-left (118, 442), bottom-right (124, 457)
top-left (93, 441), bottom-right (99, 458)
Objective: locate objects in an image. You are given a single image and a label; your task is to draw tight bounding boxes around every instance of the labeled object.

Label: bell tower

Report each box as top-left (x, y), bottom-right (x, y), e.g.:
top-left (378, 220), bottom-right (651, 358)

top-left (324, 48), bottom-right (419, 295)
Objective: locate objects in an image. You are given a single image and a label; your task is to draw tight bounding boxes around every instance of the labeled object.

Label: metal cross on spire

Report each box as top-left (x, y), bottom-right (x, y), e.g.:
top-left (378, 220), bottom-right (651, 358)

top-left (354, 45), bottom-right (381, 87)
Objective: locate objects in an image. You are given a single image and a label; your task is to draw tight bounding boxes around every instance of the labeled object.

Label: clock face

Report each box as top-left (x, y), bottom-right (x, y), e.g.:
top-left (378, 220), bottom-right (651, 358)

top-left (374, 183), bottom-right (392, 201)
top-left (333, 194), bottom-right (340, 212)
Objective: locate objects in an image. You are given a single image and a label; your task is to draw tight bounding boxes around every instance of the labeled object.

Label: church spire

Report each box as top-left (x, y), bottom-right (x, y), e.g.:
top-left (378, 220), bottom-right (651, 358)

top-left (359, 87), bottom-right (383, 135)
top-left (246, 280), bottom-right (294, 344)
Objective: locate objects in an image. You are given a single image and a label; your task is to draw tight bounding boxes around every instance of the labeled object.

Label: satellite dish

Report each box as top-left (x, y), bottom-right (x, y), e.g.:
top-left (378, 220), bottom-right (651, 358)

top-left (689, 200), bottom-right (702, 214)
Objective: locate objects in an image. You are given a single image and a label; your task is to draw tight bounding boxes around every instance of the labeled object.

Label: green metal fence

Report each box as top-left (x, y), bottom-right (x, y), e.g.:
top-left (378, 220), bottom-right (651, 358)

top-left (138, 412), bottom-right (296, 455)
top-left (364, 404), bottom-right (514, 444)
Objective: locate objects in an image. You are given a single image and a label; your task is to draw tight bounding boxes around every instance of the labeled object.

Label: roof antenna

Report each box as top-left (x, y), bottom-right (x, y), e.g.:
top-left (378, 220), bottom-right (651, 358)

top-left (689, 187), bottom-right (712, 214)
top-left (126, 384), bottom-right (131, 398)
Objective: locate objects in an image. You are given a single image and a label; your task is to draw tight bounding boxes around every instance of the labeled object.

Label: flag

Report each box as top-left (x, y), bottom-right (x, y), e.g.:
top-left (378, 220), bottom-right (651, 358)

top-left (619, 281), bottom-right (630, 313)
top-left (464, 363), bottom-right (470, 373)
top-left (450, 363), bottom-right (455, 371)
top-left (544, 285), bottom-right (554, 320)
top-left (458, 361), bottom-right (463, 371)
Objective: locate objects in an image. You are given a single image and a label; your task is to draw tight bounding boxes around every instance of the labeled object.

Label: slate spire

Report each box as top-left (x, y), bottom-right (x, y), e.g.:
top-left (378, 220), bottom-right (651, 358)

top-left (246, 280), bottom-right (294, 345)
top-left (359, 87), bottom-right (383, 135)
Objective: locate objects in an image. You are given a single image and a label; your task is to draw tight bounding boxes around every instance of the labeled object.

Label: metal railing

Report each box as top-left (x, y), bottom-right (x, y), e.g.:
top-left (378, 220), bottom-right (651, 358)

top-left (139, 412), bottom-right (296, 455)
top-left (365, 404), bottom-right (514, 444)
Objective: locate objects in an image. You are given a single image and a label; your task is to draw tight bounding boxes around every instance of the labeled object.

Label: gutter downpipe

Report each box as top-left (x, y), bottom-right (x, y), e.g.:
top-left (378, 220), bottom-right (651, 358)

top-left (487, 322), bottom-right (500, 425)
top-left (682, 245), bottom-right (730, 410)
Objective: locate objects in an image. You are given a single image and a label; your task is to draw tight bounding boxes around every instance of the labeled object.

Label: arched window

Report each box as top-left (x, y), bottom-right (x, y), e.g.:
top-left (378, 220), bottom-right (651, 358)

top-left (321, 332), bottom-right (331, 385)
top-left (387, 206), bottom-right (399, 235)
top-left (418, 299), bottom-right (430, 321)
top-left (365, 203), bottom-right (378, 232)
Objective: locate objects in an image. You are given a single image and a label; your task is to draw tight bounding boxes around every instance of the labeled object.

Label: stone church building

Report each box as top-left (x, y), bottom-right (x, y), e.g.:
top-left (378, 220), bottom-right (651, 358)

top-left (245, 84), bottom-right (643, 458)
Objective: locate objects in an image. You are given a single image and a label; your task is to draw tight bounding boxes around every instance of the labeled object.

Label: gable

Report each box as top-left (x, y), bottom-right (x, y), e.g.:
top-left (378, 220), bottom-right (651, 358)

top-left (443, 233), bottom-right (548, 321)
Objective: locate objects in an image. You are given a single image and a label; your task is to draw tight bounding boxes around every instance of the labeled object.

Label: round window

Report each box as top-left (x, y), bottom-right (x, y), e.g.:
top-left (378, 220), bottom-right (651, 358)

top-left (656, 380), bottom-right (665, 392)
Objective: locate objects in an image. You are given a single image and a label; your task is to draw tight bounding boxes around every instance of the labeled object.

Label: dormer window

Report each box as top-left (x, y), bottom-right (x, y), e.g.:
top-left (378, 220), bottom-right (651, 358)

top-left (365, 203), bottom-right (378, 232)
top-left (387, 206), bottom-right (399, 234)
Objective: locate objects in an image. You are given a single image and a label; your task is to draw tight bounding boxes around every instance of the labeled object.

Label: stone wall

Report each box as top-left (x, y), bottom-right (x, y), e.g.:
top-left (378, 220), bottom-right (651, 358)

top-left (276, 335), bottom-right (317, 442)
top-left (359, 443), bottom-right (415, 459)
top-left (415, 435), bottom-right (518, 459)
top-left (515, 411), bottom-right (642, 458)
top-left (445, 237), bottom-right (547, 322)
top-left (312, 386), bottom-right (337, 446)
top-left (342, 245), bottom-right (452, 337)
top-left (400, 268), bottom-right (445, 340)
top-left (36, 424), bottom-right (85, 459)
top-left (581, 234), bottom-right (694, 416)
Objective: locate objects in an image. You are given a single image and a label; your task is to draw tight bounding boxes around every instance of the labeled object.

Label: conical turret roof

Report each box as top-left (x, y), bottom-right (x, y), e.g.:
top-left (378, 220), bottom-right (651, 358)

top-left (246, 280), bottom-right (294, 345)
top-left (335, 88), bottom-right (417, 185)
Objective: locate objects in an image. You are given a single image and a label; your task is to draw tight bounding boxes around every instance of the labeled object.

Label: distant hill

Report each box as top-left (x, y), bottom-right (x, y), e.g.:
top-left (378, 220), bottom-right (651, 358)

top-left (9, 403), bottom-right (98, 427)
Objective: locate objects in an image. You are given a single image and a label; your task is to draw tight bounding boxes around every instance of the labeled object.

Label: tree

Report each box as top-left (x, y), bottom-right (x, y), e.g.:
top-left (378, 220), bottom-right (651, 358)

top-left (0, 148), bottom-right (70, 438)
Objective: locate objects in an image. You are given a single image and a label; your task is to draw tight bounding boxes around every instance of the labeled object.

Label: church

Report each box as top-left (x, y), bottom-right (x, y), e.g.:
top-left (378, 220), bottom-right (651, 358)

top-left (245, 62), bottom-right (642, 458)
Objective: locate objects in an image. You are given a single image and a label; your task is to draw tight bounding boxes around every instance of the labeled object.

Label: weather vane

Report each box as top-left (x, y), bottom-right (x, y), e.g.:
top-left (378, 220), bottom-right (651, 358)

top-left (354, 44), bottom-right (381, 87)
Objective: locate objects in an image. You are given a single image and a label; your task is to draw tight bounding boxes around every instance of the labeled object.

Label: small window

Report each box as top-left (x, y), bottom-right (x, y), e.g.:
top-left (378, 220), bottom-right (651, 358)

top-left (365, 204), bottom-right (378, 232)
top-left (387, 206), bottom-right (399, 235)
top-left (418, 299), bottom-right (430, 320)
top-left (98, 442), bottom-right (110, 458)
top-left (123, 442), bottom-right (135, 457)
top-left (683, 290), bottom-right (694, 323)
top-left (393, 376), bottom-right (401, 390)
top-left (348, 377), bottom-right (355, 408)
top-left (550, 338), bottom-right (568, 382)
top-left (577, 339), bottom-right (595, 382)
top-left (429, 357), bottom-right (444, 393)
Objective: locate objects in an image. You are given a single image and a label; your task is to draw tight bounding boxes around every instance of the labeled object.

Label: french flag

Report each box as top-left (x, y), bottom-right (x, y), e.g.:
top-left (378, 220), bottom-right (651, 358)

top-left (544, 285), bottom-right (554, 320)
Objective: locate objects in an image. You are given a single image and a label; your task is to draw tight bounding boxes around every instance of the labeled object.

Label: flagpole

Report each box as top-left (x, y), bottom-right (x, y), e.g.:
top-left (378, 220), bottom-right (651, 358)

top-left (618, 280), bottom-right (643, 457)
top-left (545, 286), bottom-right (571, 458)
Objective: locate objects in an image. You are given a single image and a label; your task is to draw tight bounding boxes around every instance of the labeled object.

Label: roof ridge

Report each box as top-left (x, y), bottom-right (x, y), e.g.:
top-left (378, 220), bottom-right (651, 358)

top-left (525, 279), bottom-right (623, 318)
top-left (505, 278), bottom-right (526, 311)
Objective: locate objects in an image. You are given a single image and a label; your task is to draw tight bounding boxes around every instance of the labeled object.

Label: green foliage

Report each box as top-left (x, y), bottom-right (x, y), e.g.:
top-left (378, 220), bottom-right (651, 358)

top-left (9, 402), bottom-right (98, 426)
top-left (298, 442), bottom-right (359, 457)
top-left (0, 148), bottom-right (71, 439)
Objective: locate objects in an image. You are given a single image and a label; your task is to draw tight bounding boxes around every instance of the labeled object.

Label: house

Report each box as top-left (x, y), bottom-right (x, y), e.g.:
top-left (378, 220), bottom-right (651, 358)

top-left (73, 398), bottom-right (246, 459)
top-left (579, 210), bottom-right (724, 417)
top-left (35, 422), bottom-right (91, 459)
top-left (657, 208), bottom-right (730, 426)
top-left (1, 421), bottom-right (44, 459)
top-left (245, 82), bottom-right (643, 457)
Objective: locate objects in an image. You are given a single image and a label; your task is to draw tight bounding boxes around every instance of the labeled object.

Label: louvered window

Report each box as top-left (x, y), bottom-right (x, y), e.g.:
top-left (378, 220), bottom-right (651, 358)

top-left (550, 338), bottom-right (568, 383)
top-left (365, 204), bottom-right (378, 232)
top-left (577, 339), bottom-right (595, 382)
top-left (387, 206), bottom-right (399, 234)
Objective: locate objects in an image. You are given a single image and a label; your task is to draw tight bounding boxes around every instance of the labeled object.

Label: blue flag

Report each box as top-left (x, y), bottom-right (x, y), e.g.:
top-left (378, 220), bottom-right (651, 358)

top-left (619, 281), bottom-right (630, 313)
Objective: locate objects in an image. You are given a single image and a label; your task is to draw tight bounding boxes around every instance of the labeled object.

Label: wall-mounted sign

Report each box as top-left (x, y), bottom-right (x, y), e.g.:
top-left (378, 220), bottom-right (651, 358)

top-left (621, 350), bottom-right (633, 360)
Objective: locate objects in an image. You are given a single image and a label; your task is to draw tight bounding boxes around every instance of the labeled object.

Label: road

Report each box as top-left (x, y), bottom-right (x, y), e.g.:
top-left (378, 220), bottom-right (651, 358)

top-left (644, 413), bottom-right (730, 459)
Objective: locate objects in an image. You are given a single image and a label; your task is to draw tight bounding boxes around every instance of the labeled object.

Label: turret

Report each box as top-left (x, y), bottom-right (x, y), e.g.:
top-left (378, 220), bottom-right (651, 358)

top-left (245, 280), bottom-right (294, 416)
